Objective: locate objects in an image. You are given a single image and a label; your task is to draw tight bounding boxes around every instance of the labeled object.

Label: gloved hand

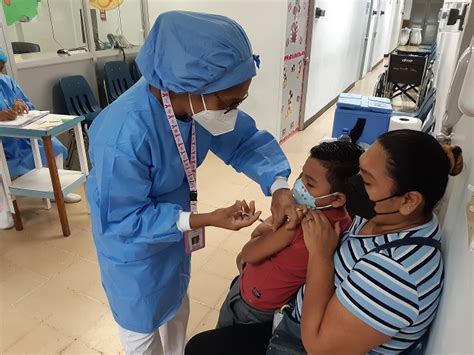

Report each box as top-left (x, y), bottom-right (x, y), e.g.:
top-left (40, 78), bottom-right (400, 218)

top-left (189, 200), bottom-right (262, 231)
top-left (210, 200), bottom-right (262, 231)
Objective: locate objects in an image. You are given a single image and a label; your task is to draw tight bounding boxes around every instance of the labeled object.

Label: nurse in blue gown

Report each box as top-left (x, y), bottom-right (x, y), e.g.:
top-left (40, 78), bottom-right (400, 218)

top-left (0, 50), bottom-right (80, 230)
top-left (86, 11), bottom-right (298, 355)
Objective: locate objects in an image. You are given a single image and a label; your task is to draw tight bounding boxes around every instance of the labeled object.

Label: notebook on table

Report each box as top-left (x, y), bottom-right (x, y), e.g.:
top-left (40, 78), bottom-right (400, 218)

top-left (0, 110), bottom-right (50, 127)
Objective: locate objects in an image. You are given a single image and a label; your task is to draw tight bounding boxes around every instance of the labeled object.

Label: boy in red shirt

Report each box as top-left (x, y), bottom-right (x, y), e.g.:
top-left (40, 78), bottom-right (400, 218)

top-left (217, 141), bottom-right (363, 327)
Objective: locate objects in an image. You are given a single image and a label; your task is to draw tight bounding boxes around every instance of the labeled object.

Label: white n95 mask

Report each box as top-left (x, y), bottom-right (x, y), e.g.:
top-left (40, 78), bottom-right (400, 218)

top-left (188, 94), bottom-right (238, 136)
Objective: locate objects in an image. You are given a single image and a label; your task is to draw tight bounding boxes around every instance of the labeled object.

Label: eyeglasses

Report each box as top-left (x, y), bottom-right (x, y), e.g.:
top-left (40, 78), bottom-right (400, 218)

top-left (214, 93), bottom-right (249, 114)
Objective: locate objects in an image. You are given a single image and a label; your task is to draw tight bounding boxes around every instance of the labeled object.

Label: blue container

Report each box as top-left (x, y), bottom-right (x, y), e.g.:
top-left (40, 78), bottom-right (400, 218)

top-left (332, 94), bottom-right (392, 144)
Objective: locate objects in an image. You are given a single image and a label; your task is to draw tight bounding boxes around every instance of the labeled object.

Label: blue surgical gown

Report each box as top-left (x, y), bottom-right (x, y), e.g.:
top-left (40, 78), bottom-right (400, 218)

top-left (86, 78), bottom-right (291, 333)
top-left (0, 75), bottom-right (67, 176)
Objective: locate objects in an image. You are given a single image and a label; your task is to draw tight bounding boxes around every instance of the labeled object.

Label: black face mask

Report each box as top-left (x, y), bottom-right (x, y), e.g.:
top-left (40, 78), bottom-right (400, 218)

top-left (343, 174), bottom-right (400, 219)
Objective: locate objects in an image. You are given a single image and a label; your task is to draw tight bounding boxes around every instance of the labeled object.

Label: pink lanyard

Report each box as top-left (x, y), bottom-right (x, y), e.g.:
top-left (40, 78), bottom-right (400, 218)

top-left (161, 91), bottom-right (198, 213)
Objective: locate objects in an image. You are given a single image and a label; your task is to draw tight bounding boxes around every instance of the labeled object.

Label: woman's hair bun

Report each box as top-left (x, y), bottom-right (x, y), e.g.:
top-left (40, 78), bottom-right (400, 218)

top-left (443, 144), bottom-right (464, 176)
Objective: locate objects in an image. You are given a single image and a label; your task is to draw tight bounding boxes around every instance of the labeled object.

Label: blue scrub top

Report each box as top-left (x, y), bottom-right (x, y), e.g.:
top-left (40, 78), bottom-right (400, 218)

top-left (86, 78), bottom-right (291, 333)
top-left (0, 75), bottom-right (67, 176)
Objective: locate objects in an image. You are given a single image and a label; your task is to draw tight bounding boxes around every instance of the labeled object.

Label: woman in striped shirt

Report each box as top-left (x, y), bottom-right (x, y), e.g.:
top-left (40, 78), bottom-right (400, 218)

top-left (185, 130), bottom-right (464, 355)
top-left (289, 130), bottom-right (463, 354)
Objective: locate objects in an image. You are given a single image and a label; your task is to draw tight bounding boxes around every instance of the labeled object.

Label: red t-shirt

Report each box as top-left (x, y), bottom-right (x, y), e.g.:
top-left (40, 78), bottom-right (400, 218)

top-left (240, 207), bottom-right (352, 311)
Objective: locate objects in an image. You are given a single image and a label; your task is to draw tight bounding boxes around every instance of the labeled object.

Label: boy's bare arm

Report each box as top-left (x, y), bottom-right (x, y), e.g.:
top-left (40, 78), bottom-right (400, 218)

top-left (240, 225), bottom-right (295, 264)
top-left (250, 216), bottom-right (273, 239)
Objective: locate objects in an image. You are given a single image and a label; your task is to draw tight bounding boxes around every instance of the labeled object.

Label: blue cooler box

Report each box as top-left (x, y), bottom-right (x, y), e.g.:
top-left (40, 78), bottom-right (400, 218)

top-left (332, 94), bottom-right (392, 144)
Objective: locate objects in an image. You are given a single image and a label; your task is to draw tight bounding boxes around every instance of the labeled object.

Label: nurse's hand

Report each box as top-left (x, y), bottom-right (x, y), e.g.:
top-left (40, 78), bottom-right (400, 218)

top-left (12, 100), bottom-right (28, 115)
top-left (0, 109), bottom-right (18, 121)
top-left (211, 200), bottom-right (262, 231)
top-left (271, 188), bottom-right (298, 231)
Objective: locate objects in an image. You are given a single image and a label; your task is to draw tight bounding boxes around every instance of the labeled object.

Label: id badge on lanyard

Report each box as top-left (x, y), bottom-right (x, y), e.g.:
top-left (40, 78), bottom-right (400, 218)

top-left (161, 91), bottom-right (205, 254)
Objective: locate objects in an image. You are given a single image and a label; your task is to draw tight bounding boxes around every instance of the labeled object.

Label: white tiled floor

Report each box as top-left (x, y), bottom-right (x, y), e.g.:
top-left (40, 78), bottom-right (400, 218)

top-left (0, 65), bottom-right (389, 354)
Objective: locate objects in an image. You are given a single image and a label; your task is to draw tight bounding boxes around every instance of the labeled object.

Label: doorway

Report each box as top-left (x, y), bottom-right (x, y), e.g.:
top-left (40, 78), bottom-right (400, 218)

top-left (410, 0), bottom-right (444, 45)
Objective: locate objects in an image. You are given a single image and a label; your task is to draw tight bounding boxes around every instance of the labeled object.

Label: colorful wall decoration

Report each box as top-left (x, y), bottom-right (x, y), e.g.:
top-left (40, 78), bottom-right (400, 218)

top-left (280, 0), bottom-right (309, 142)
top-left (89, 0), bottom-right (124, 11)
top-left (2, 0), bottom-right (39, 26)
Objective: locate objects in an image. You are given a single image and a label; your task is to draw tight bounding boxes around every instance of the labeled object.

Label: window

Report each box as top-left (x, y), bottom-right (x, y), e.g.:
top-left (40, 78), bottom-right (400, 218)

top-left (89, 0), bottom-right (144, 51)
top-left (4, 0), bottom-right (87, 56)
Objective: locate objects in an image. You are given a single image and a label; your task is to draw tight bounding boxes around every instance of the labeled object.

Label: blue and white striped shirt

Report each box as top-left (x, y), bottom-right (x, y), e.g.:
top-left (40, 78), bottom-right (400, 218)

top-left (293, 215), bottom-right (444, 353)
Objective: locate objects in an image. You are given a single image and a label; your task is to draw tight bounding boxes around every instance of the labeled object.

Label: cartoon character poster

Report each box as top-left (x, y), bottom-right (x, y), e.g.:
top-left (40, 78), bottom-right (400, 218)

top-left (280, 0), bottom-right (308, 142)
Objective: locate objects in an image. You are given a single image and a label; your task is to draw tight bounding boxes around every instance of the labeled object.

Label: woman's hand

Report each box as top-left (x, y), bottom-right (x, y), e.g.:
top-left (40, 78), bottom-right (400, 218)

top-left (12, 100), bottom-right (29, 115)
top-left (271, 188), bottom-right (298, 231)
top-left (12, 100), bottom-right (28, 115)
top-left (301, 209), bottom-right (341, 259)
top-left (0, 109), bottom-right (17, 121)
top-left (210, 200), bottom-right (262, 231)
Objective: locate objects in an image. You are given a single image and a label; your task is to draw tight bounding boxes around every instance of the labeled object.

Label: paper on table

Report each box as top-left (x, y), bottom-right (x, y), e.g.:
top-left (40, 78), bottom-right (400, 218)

top-left (0, 110), bottom-right (50, 127)
top-left (26, 115), bottom-right (75, 130)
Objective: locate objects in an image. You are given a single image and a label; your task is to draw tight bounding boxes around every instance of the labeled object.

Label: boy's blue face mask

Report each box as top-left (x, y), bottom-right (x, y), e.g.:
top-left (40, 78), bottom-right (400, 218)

top-left (292, 178), bottom-right (339, 209)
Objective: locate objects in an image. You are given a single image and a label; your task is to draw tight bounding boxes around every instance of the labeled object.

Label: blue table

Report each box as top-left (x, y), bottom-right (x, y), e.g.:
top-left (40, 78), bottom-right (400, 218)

top-left (0, 114), bottom-right (88, 236)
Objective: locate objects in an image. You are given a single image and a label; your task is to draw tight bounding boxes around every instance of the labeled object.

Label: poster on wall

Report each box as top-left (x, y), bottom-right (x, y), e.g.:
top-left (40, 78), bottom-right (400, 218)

top-left (2, 0), bottom-right (38, 26)
top-left (90, 0), bottom-right (124, 11)
top-left (280, 0), bottom-right (310, 142)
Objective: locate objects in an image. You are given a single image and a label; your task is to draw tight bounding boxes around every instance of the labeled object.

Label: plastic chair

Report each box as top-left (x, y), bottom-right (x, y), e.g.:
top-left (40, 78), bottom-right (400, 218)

top-left (59, 75), bottom-right (102, 169)
top-left (130, 60), bottom-right (142, 83)
top-left (103, 61), bottom-right (134, 103)
top-left (59, 75), bottom-right (101, 126)
top-left (11, 42), bottom-right (40, 54)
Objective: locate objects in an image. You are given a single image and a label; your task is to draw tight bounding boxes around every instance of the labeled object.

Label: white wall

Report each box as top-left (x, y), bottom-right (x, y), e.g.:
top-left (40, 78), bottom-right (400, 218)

top-left (147, 0), bottom-right (287, 137)
top-left (427, 113), bottom-right (474, 354)
top-left (304, 0), bottom-right (369, 121)
top-left (427, 1), bottom-right (473, 352)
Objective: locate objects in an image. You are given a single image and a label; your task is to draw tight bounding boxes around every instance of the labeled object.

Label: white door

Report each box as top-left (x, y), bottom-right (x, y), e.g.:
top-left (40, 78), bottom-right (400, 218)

top-left (363, 0), bottom-right (380, 74)
top-left (371, 0), bottom-right (388, 67)
top-left (388, 0), bottom-right (405, 52)
top-left (279, 0), bottom-right (312, 142)
top-left (359, 0), bottom-right (375, 79)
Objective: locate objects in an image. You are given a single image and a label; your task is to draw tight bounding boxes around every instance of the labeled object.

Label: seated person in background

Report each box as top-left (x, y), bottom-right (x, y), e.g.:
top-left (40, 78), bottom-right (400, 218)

top-left (217, 141), bottom-right (363, 328)
top-left (0, 49), bottom-right (81, 230)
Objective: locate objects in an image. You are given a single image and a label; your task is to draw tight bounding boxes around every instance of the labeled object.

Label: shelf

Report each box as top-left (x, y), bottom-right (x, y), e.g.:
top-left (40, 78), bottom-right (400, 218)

top-left (9, 168), bottom-right (86, 199)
